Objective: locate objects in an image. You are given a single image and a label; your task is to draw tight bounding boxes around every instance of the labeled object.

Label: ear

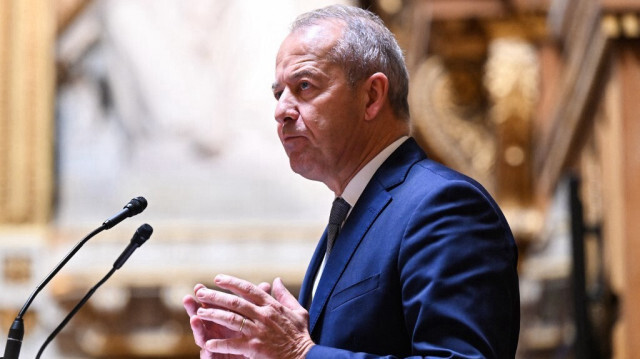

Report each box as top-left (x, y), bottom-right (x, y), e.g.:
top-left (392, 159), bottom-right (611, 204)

top-left (363, 72), bottom-right (389, 121)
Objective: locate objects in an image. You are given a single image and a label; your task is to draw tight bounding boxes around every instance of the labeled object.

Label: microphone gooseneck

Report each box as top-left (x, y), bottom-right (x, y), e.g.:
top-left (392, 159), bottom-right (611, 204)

top-left (36, 224), bottom-right (154, 359)
top-left (1, 197), bottom-right (147, 359)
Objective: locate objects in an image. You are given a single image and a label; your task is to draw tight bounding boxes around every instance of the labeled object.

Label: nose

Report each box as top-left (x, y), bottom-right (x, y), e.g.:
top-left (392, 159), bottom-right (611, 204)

top-left (274, 88), bottom-right (299, 124)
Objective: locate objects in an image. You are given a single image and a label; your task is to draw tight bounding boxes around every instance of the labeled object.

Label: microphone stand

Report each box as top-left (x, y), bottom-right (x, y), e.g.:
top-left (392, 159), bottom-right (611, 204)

top-left (1, 197), bottom-right (147, 359)
top-left (2, 226), bottom-right (105, 359)
top-left (35, 224), bottom-right (152, 358)
top-left (35, 267), bottom-right (116, 358)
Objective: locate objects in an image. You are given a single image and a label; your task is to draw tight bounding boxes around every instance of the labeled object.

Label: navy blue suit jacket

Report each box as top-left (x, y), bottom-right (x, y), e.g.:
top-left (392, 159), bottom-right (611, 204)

top-left (298, 138), bottom-right (519, 358)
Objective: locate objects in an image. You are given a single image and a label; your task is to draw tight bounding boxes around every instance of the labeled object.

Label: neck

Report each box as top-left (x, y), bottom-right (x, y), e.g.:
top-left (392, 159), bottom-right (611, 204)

top-left (328, 124), bottom-right (408, 196)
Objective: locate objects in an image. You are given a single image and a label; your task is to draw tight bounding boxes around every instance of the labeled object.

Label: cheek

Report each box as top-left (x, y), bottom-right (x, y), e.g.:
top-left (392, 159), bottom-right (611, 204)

top-left (300, 105), bottom-right (325, 130)
top-left (276, 123), bottom-right (284, 138)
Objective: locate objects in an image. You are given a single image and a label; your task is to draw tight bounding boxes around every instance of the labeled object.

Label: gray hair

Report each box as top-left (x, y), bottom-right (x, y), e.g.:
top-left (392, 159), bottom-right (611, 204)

top-left (291, 5), bottom-right (410, 120)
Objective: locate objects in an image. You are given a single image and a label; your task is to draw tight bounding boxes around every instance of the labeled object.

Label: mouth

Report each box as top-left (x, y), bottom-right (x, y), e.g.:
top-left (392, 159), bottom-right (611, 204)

top-left (283, 133), bottom-right (304, 140)
top-left (280, 133), bottom-right (308, 153)
top-left (281, 130), bottom-right (306, 141)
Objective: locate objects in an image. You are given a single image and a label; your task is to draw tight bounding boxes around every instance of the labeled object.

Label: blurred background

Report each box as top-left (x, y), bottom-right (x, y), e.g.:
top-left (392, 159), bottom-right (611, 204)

top-left (0, 0), bottom-right (638, 357)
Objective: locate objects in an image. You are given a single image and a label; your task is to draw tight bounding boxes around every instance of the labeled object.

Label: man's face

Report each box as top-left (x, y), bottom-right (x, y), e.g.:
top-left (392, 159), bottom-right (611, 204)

top-left (272, 21), bottom-right (366, 187)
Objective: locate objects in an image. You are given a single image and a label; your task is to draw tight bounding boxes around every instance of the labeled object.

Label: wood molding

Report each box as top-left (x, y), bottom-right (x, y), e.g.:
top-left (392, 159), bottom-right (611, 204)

top-left (415, 0), bottom-right (506, 20)
top-left (602, 0), bottom-right (640, 11)
top-left (534, 0), bottom-right (610, 196)
top-left (413, 0), bottom-right (552, 20)
top-left (618, 42), bottom-right (640, 359)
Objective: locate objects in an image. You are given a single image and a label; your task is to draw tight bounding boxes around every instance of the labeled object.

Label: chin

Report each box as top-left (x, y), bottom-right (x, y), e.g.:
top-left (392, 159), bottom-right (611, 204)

top-left (289, 159), bottom-right (323, 183)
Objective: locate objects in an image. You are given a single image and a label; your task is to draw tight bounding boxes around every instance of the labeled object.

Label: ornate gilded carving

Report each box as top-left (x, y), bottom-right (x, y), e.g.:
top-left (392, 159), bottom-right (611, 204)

top-left (408, 24), bottom-right (541, 240)
top-left (410, 55), bottom-right (497, 193)
top-left (485, 38), bottom-right (538, 207)
top-left (485, 39), bottom-right (539, 127)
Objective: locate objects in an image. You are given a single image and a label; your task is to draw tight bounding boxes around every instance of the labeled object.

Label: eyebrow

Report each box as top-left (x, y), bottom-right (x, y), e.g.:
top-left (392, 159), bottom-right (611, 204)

top-left (271, 68), bottom-right (319, 92)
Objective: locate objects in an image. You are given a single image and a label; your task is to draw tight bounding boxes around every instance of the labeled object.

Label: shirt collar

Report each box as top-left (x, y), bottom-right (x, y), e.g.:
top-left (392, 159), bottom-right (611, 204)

top-left (340, 136), bottom-right (408, 208)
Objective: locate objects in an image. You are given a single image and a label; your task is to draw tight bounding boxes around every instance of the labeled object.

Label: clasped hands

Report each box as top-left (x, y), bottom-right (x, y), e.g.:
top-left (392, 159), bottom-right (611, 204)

top-left (183, 274), bottom-right (314, 359)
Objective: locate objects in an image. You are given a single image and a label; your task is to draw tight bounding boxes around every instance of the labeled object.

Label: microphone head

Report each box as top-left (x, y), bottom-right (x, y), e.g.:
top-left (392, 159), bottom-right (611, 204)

top-left (125, 196), bottom-right (148, 216)
top-left (133, 223), bottom-right (153, 246)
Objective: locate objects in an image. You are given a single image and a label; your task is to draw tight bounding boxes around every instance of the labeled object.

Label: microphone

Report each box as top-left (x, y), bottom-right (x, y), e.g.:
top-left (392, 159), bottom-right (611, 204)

top-left (113, 223), bottom-right (153, 269)
top-left (1, 197), bottom-right (147, 359)
top-left (36, 224), bottom-right (153, 359)
top-left (102, 197), bottom-right (147, 229)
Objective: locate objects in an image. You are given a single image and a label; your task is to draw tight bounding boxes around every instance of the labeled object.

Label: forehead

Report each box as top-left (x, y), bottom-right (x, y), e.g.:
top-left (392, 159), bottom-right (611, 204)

top-left (275, 21), bottom-right (344, 73)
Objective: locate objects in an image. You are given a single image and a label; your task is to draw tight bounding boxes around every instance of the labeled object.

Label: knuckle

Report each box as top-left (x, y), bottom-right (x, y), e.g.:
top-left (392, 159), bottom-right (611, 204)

top-left (228, 295), bottom-right (242, 309)
top-left (200, 289), bottom-right (216, 303)
top-left (246, 337), bottom-right (262, 353)
top-left (298, 309), bottom-right (310, 321)
top-left (238, 281), bottom-right (256, 296)
top-left (222, 310), bottom-right (235, 322)
top-left (262, 304), bottom-right (281, 321)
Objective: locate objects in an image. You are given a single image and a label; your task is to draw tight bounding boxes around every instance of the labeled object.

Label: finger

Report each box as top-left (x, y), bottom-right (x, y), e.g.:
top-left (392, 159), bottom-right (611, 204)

top-left (184, 295), bottom-right (202, 317)
top-left (258, 281), bottom-right (272, 294)
top-left (205, 338), bottom-right (247, 357)
top-left (194, 283), bottom-right (206, 292)
top-left (196, 287), bottom-right (261, 319)
top-left (197, 307), bottom-right (252, 334)
top-left (199, 347), bottom-right (221, 359)
top-left (189, 315), bottom-right (208, 348)
top-left (193, 284), bottom-right (228, 311)
top-left (214, 274), bottom-right (274, 306)
top-left (272, 277), bottom-right (304, 310)
top-left (199, 348), bottom-right (215, 359)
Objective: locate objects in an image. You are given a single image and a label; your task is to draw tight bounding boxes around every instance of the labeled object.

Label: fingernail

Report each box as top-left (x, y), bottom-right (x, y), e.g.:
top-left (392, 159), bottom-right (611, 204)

top-left (214, 274), bottom-right (227, 283)
top-left (196, 289), bottom-right (205, 299)
top-left (197, 308), bottom-right (206, 315)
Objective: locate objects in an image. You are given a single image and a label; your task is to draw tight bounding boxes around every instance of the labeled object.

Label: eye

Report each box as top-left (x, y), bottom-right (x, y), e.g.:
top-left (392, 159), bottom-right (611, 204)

top-left (299, 81), bottom-right (311, 90)
top-left (274, 90), bottom-right (283, 100)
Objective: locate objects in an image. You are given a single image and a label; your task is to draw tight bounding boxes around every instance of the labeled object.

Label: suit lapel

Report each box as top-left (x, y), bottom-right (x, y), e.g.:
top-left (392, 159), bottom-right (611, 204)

top-left (298, 229), bottom-right (328, 309)
top-left (308, 183), bottom-right (391, 333)
top-left (305, 138), bottom-right (427, 333)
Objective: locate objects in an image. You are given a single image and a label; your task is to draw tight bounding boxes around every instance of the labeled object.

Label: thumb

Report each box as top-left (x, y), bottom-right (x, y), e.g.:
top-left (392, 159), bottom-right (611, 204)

top-left (272, 277), bottom-right (303, 310)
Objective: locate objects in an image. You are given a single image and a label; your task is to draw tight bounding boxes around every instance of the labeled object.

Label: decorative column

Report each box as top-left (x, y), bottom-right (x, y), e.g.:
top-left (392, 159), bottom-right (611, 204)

top-left (0, 0), bottom-right (55, 225)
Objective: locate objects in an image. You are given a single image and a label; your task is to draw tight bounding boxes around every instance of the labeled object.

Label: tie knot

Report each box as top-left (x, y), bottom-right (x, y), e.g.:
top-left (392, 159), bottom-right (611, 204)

top-left (329, 197), bottom-right (351, 226)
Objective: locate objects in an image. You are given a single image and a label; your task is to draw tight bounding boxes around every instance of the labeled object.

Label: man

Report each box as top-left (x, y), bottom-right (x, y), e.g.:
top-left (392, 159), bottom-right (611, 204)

top-left (184, 5), bottom-right (519, 358)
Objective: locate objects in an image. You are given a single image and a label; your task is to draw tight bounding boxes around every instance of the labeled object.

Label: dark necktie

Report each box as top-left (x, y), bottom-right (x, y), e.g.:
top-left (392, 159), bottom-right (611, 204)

top-left (326, 197), bottom-right (351, 256)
